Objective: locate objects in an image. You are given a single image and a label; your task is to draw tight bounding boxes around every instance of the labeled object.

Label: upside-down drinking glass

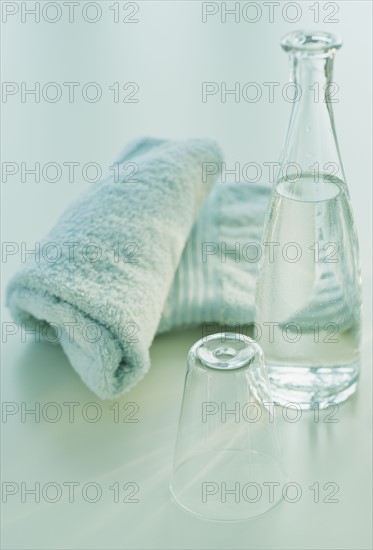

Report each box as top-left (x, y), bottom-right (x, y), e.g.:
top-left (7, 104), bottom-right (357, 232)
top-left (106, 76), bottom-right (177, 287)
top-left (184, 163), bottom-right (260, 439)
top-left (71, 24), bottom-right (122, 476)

top-left (170, 333), bottom-right (287, 521)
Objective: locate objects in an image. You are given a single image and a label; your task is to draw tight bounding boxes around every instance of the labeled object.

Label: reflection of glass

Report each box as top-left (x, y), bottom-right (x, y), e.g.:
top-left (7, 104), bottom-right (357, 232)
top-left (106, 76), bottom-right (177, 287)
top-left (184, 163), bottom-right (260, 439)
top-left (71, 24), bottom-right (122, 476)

top-left (255, 31), bottom-right (361, 408)
top-left (170, 333), bottom-right (286, 521)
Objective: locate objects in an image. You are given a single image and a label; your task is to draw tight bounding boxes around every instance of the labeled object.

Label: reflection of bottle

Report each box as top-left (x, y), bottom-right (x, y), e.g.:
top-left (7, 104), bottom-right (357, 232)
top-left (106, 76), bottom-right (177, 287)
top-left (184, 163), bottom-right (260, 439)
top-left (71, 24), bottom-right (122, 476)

top-left (255, 31), bottom-right (361, 408)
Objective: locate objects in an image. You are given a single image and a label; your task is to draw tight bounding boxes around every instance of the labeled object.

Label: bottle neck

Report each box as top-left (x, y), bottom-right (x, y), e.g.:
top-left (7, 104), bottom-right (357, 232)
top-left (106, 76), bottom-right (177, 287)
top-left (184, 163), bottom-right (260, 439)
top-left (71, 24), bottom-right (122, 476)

top-left (281, 51), bottom-right (345, 183)
top-left (291, 53), bottom-right (335, 114)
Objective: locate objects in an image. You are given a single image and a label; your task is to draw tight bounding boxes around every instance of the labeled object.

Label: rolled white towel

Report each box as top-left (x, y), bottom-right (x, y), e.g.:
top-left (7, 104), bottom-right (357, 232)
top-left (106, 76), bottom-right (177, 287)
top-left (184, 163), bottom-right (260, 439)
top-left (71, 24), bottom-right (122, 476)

top-left (7, 137), bottom-right (223, 399)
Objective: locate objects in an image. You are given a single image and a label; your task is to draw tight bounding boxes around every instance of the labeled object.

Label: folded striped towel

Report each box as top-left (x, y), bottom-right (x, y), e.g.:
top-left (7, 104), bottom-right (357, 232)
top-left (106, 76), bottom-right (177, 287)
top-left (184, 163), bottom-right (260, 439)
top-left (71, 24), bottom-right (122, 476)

top-left (159, 181), bottom-right (269, 333)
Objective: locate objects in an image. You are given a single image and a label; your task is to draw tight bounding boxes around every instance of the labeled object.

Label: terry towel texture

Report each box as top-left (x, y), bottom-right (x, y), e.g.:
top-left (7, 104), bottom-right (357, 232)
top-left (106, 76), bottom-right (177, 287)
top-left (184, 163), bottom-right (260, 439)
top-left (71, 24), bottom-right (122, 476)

top-left (7, 138), bottom-right (223, 398)
top-left (7, 138), bottom-right (270, 399)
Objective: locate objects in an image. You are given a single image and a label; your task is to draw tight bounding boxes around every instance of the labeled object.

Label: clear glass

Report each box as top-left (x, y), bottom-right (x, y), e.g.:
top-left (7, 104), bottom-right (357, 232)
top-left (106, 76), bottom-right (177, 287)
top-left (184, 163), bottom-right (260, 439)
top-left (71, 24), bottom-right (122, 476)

top-left (255, 31), bottom-right (362, 408)
top-left (170, 333), bottom-right (287, 521)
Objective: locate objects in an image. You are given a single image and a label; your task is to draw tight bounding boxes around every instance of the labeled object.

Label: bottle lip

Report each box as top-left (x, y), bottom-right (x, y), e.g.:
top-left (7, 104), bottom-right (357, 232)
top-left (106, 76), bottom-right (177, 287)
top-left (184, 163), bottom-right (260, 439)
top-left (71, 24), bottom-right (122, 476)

top-left (281, 30), bottom-right (343, 55)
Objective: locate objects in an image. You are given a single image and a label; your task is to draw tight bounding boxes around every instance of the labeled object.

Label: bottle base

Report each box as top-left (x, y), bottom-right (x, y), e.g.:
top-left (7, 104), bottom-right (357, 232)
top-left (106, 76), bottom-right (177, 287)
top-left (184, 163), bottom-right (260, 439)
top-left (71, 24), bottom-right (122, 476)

top-left (268, 362), bottom-right (360, 409)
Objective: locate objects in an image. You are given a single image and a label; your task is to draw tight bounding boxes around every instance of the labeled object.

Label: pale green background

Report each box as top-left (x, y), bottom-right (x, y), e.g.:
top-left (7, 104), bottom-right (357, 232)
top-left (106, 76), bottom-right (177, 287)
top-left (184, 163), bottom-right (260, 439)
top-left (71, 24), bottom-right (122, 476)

top-left (1, 1), bottom-right (372, 549)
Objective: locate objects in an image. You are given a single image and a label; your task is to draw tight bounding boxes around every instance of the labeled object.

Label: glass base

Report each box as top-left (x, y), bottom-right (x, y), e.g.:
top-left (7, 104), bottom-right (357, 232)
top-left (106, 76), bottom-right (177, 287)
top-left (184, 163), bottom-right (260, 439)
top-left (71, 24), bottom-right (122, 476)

top-left (268, 362), bottom-right (360, 409)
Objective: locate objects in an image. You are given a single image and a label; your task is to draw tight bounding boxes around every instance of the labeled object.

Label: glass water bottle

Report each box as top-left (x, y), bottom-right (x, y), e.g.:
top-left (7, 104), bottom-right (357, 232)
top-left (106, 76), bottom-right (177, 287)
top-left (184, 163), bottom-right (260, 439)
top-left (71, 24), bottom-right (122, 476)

top-left (255, 31), bottom-right (361, 408)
